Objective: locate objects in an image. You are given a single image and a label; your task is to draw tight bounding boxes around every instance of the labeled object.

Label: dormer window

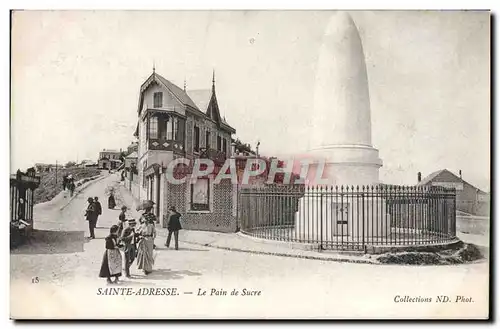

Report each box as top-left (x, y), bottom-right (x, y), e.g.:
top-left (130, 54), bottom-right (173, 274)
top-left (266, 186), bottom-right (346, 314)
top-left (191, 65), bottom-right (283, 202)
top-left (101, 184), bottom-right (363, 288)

top-left (153, 92), bottom-right (163, 108)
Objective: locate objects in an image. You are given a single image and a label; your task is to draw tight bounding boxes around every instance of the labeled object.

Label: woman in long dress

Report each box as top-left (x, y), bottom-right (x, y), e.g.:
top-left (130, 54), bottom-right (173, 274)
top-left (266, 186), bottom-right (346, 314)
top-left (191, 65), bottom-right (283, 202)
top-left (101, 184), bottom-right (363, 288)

top-left (108, 192), bottom-right (116, 209)
top-left (136, 202), bottom-right (156, 275)
top-left (99, 225), bottom-right (123, 284)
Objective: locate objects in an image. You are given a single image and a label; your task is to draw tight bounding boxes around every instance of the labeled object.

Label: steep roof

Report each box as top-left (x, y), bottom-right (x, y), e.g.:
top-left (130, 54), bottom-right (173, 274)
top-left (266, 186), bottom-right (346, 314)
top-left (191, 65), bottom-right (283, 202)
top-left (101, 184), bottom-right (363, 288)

top-left (138, 72), bottom-right (200, 113)
top-left (154, 73), bottom-right (199, 109)
top-left (188, 89), bottom-right (212, 112)
top-left (137, 71), bottom-right (236, 133)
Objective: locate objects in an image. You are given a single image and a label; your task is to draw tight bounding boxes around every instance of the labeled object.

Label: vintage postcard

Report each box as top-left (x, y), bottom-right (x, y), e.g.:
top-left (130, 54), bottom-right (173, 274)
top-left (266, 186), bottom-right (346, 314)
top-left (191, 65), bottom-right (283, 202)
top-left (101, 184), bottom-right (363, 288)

top-left (9, 10), bottom-right (490, 319)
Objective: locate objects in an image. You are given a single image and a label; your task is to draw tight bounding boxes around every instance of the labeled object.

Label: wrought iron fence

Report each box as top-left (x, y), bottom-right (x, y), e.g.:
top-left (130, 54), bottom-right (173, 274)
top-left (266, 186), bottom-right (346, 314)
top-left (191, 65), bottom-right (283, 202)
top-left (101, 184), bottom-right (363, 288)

top-left (238, 185), bottom-right (457, 251)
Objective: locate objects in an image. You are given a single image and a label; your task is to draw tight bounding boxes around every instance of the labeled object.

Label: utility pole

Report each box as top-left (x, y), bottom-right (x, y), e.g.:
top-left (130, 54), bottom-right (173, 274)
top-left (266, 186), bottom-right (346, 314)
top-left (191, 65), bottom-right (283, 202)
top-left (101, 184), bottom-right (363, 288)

top-left (55, 160), bottom-right (58, 185)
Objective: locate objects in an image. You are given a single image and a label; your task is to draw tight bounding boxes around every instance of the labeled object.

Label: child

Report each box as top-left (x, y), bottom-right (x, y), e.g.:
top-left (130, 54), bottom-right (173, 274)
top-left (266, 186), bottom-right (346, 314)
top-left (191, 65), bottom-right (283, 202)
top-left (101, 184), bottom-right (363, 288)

top-left (99, 225), bottom-right (123, 284)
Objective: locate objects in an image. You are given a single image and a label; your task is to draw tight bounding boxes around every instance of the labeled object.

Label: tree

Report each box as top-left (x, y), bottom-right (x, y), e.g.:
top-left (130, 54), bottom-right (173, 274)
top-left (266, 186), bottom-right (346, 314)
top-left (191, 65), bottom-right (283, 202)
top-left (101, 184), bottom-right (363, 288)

top-left (65, 161), bottom-right (77, 168)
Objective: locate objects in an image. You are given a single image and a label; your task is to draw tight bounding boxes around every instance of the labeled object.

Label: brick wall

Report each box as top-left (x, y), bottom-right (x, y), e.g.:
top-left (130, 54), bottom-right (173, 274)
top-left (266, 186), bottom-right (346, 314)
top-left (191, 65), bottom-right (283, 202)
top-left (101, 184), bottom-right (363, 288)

top-left (165, 179), bottom-right (236, 233)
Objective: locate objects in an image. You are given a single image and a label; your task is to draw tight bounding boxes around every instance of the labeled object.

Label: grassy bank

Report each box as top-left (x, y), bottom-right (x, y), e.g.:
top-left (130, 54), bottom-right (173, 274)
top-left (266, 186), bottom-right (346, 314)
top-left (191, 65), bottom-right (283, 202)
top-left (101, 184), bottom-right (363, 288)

top-left (34, 168), bottom-right (102, 204)
top-left (376, 242), bottom-right (484, 265)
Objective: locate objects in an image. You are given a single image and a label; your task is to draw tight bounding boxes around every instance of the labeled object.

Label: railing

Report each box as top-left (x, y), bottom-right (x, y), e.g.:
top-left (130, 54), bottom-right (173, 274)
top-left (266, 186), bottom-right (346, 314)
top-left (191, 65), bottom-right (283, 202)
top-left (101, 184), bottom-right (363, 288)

top-left (238, 185), bottom-right (457, 251)
top-left (148, 138), bottom-right (185, 153)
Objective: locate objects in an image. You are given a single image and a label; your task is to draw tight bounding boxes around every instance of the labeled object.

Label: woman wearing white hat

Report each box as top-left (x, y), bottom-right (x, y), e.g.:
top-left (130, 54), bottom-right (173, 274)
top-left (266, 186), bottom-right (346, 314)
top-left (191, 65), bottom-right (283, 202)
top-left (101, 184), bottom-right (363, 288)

top-left (136, 200), bottom-right (156, 275)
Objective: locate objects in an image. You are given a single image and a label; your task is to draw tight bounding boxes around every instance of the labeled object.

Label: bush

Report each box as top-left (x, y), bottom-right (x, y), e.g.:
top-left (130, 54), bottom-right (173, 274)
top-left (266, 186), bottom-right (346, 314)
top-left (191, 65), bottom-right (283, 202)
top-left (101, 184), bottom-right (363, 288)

top-left (376, 243), bottom-right (484, 265)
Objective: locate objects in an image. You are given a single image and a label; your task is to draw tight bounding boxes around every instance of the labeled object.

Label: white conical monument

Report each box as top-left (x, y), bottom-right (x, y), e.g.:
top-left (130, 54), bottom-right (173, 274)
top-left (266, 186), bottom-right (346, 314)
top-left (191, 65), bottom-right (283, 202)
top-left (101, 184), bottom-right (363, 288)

top-left (309, 12), bottom-right (382, 186)
top-left (295, 12), bottom-right (388, 242)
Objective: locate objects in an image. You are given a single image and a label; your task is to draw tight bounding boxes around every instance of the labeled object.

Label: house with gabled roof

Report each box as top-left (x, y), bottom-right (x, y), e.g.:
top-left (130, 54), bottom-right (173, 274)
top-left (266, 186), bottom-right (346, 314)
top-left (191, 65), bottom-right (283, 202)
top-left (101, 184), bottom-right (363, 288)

top-left (134, 69), bottom-right (238, 232)
top-left (417, 169), bottom-right (489, 216)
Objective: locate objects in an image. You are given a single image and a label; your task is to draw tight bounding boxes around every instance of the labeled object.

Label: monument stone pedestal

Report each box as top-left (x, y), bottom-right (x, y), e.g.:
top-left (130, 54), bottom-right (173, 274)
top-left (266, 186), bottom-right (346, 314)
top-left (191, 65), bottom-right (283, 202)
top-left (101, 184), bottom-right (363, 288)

top-left (294, 195), bottom-right (391, 242)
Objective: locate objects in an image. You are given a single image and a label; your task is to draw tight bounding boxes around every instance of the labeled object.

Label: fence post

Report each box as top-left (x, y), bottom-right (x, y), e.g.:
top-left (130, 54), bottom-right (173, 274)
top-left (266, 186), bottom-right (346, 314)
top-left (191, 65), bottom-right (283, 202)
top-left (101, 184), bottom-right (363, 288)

top-left (320, 187), bottom-right (323, 250)
top-left (361, 187), bottom-right (365, 251)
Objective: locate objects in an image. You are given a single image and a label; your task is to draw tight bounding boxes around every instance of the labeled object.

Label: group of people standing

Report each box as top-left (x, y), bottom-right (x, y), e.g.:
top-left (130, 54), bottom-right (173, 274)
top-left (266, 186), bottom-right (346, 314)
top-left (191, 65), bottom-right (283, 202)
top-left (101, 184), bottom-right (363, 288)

top-left (84, 192), bottom-right (116, 239)
top-left (97, 198), bottom-right (183, 284)
top-left (84, 196), bottom-right (103, 239)
top-left (62, 174), bottom-right (76, 197)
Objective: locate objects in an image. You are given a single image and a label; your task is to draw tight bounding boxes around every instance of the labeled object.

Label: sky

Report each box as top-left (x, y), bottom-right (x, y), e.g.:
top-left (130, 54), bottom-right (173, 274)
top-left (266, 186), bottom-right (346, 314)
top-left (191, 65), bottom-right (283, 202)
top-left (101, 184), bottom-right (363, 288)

top-left (10, 10), bottom-right (490, 191)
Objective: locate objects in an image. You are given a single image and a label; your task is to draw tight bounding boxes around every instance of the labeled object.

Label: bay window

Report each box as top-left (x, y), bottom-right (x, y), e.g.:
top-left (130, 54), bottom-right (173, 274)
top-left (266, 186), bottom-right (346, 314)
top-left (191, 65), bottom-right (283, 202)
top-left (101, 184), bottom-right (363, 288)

top-left (149, 116), bottom-right (158, 139)
top-left (166, 117), bottom-right (173, 140)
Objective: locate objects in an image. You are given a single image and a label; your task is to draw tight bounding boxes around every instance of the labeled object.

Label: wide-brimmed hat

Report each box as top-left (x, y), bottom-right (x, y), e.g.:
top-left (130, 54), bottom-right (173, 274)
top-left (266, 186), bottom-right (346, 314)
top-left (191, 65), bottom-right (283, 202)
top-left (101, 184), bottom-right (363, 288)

top-left (121, 205), bottom-right (128, 211)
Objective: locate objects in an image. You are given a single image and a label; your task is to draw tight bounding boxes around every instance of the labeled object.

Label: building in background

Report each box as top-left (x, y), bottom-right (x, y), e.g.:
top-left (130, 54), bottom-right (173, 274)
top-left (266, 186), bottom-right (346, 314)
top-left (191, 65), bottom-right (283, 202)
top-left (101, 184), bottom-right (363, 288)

top-left (98, 149), bottom-right (122, 170)
top-left (124, 151), bottom-right (138, 169)
top-left (78, 159), bottom-right (98, 168)
top-left (417, 169), bottom-right (489, 216)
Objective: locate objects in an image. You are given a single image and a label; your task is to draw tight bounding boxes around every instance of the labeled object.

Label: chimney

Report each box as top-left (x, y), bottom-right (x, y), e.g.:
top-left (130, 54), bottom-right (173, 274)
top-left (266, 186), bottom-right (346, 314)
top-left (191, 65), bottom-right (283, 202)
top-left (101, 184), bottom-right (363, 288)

top-left (459, 170), bottom-right (462, 179)
top-left (417, 172), bottom-right (422, 183)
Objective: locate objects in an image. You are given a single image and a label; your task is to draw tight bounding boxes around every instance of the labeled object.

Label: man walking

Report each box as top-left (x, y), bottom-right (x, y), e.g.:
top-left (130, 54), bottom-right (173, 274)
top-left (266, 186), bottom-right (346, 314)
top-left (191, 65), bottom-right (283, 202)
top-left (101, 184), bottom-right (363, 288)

top-left (62, 175), bottom-right (68, 191)
top-left (165, 206), bottom-right (182, 250)
top-left (94, 197), bottom-right (102, 227)
top-left (85, 197), bottom-right (98, 239)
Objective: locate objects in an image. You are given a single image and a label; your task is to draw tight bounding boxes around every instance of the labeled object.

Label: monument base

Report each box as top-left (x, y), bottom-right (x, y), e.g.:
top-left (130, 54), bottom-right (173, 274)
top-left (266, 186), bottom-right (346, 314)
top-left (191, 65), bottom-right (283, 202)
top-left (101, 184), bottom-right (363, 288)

top-left (294, 195), bottom-right (391, 242)
top-left (308, 144), bottom-right (383, 186)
